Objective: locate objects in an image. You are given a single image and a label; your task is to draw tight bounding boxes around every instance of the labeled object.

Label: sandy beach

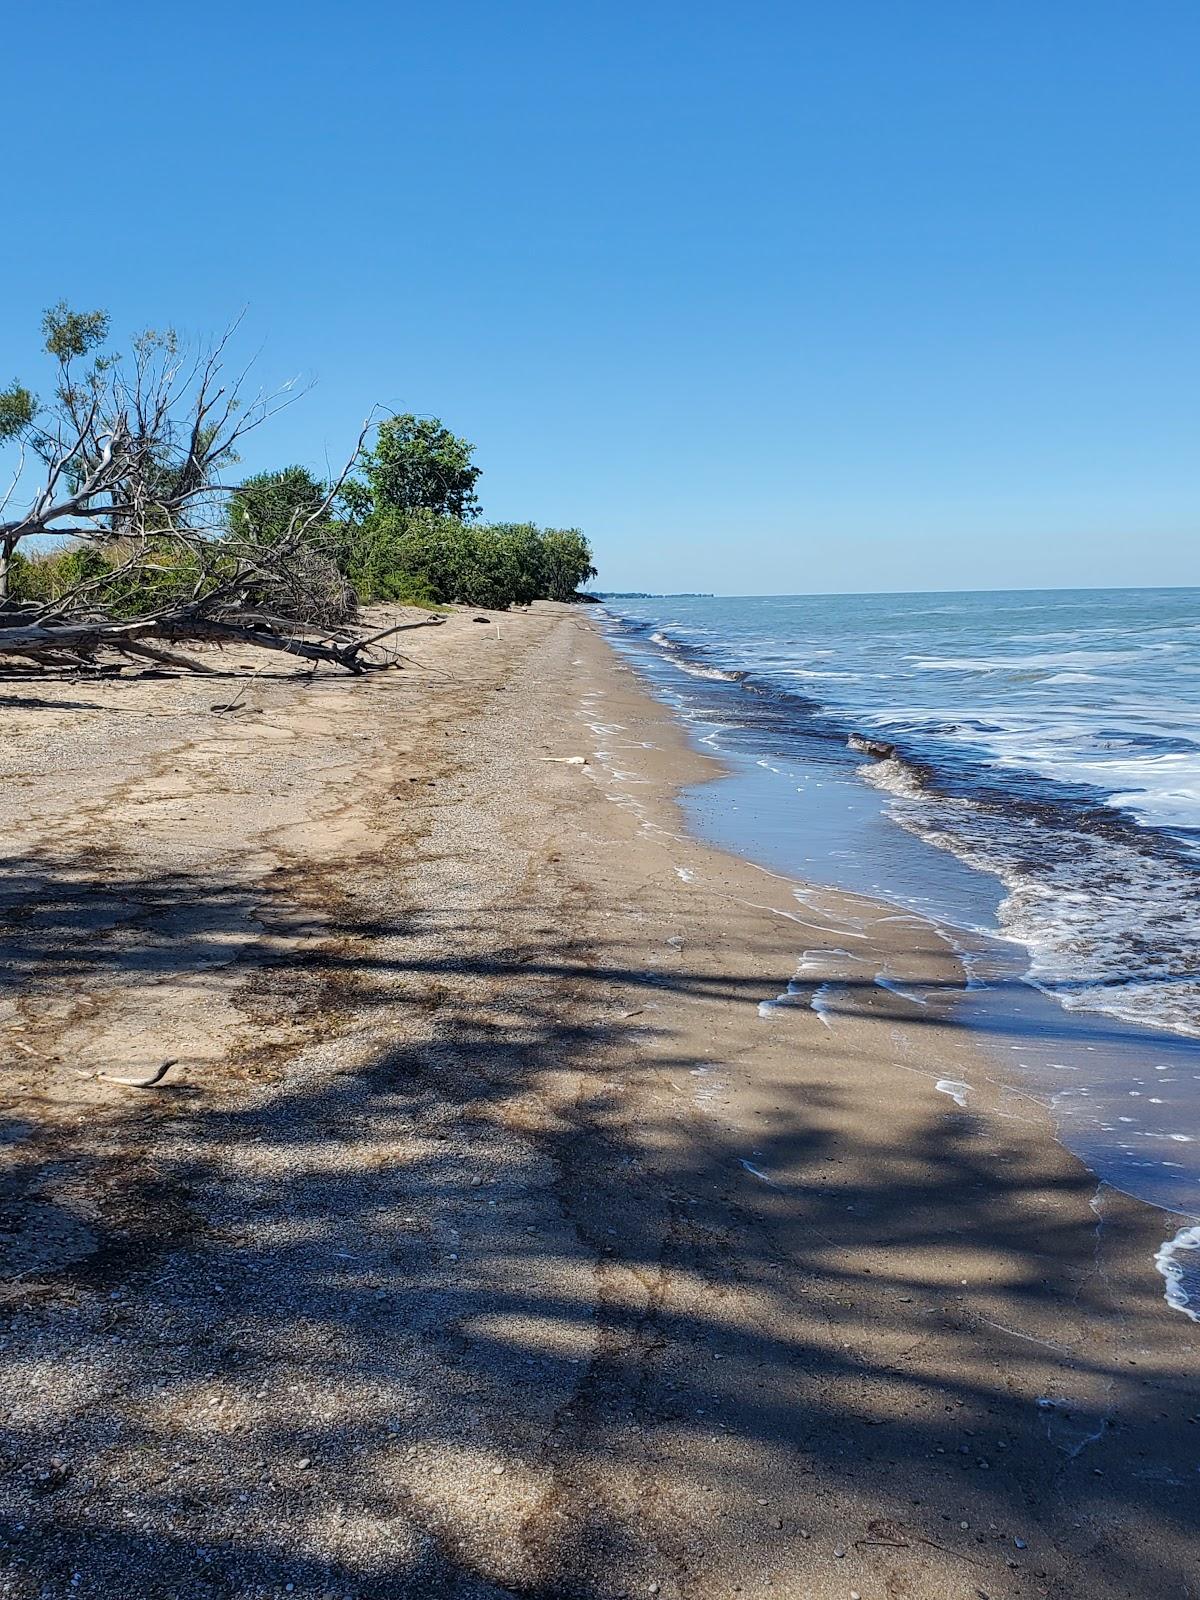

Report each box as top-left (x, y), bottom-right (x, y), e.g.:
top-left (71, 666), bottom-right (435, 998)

top-left (1, 604), bottom-right (1196, 1599)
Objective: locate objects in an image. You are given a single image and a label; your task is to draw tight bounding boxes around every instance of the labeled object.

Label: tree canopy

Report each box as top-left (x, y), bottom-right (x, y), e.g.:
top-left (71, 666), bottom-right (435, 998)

top-left (362, 414), bottom-right (482, 521)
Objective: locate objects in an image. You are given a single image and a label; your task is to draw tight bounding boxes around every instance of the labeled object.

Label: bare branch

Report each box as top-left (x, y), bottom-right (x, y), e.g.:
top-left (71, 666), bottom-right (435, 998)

top-left (0, 313), bottom-right (409, 672)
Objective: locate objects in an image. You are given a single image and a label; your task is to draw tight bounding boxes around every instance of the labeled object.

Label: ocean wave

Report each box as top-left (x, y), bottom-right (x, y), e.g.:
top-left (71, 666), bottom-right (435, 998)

top-left (861, 755), bottom-right (1200, 1037)
top-left (675, 660), bottom-right (748, 682)
top-left (639, 625), bottom-right (751, 682)
top-left (858, 753), bottom-right (926, 799)
top-left (779, 668), bottom-right (862, 680)
top-left (606, 589), bottom-right (1200, 1041)
top-left (907, 648), bottom-right (1155, 673)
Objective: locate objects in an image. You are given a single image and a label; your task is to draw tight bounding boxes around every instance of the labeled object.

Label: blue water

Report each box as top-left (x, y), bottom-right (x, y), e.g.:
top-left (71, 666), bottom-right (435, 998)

top-left (604, 588), bottom-right (1200, 1041)
top-left (599, 589), bottom-right (1200, 1241)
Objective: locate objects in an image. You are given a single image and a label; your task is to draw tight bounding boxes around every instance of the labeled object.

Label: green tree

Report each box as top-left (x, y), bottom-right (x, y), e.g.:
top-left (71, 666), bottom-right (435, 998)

top-left (487, 523), bottom-right (547, 606)
top-left (364, 414), bottom-right (482, 520)
top-left (41, 302), bottom-right (110, 364)
top-left (0, 382), bottom-right (37, 444)
top-left (331, 509), bottom-right (442, 604)
top-left (227, 465), bottom-right (328, 546)
top-left (538, 528), bottom-right (597, 600)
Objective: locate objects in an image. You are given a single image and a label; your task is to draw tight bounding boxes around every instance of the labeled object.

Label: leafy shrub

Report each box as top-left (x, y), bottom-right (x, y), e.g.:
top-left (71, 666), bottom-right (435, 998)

top-left (7, 539), bottom-right (209, 615)
top-left (333, 511), bottom-right (596, 609)
top-left (226, 466), bottom-right (328, 546)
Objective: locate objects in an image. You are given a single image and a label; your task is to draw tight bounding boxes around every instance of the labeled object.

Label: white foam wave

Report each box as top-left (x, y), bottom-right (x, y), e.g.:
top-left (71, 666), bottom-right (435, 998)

top-left (1154, 1223), bottom-right (1200, 1322)
top-left (758, 951), bottom-right (859, 1022)
top-left (869, 768), bottom-right (1200, 1037)
top-left (907, 648), bottom-right (1144, 673)
top-left (810, 982), bottom-right (836, 1027)
top-left (675, 660), bottom-right (745, 682)
top-left (858, 756), bottom-right (925, 800)
top-left (781, 668), bottom-right (860, 680)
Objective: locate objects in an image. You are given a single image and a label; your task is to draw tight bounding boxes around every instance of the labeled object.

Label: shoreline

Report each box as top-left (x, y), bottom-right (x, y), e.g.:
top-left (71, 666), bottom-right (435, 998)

top-left (604, 593), bottom-right (1200, 1055)
top-left (578, 616), bottom-right (1198, 1281)
top-left (1, 606), bottom-right (1197, 1598)
top-left (561, 617), bottom-right (1200, 1588)
top-left (602, 608), bottom-right (1200, 1223)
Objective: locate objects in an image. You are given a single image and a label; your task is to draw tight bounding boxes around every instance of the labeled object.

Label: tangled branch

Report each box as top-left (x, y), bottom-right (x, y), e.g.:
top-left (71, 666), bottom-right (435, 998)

top-left (0, 311), bottom-right (437, 674)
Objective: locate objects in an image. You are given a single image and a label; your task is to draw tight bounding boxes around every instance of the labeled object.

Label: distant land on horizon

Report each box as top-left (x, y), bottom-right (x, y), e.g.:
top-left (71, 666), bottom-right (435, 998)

top-left (594, 581), bottom-right (1200, 601)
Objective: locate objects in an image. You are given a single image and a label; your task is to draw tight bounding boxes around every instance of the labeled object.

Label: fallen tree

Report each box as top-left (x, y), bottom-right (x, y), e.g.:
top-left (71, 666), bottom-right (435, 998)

top-left (0, 304), bottom-right (443, 674)
top-left (0, 609), bottom-right (446, 674)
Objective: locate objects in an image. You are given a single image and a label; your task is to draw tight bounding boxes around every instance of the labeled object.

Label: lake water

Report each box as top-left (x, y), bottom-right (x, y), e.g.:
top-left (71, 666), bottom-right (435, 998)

top-left (600, 590), bottom-right (1200, 1278)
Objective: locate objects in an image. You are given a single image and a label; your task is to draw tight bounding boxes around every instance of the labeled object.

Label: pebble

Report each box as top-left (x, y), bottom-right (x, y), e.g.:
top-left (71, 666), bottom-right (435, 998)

top-left (297, 1458), bottom-right (311, 1470)
top-left (492, 1465), bottom-right (506, 1476)
top-left (1014, 1537), bottom-right (1027, 1550)
top-left (648, 1585), bottom-right (660, 1595)
top-left (833, 1545), bottom-right (847, 1559)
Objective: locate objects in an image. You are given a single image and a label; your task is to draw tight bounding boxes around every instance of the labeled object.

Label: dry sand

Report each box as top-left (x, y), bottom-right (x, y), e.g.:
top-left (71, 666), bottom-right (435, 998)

top-left (0, 604), bottom-right (1196, 1599)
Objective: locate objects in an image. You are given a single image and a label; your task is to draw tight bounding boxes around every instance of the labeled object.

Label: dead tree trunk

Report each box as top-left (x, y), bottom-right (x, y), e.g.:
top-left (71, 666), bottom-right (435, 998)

top-left (0, 612), bottom-right (446, 674)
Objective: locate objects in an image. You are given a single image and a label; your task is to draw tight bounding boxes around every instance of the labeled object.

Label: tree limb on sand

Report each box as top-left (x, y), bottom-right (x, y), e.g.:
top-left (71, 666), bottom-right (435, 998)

top-left (96, 1059), bottom-right (178, 1088)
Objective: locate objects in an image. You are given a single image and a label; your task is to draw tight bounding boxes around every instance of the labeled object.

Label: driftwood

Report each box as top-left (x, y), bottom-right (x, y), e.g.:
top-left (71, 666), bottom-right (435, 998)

top-left (97, 1059), bottom-right (178, 1089)
top-left (0, 610), bottom-right (447, 674)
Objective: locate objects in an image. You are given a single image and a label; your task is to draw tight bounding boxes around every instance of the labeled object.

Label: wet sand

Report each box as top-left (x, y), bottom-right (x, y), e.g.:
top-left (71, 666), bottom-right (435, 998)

top-left (0, 605), bottom-right (1196, 1598)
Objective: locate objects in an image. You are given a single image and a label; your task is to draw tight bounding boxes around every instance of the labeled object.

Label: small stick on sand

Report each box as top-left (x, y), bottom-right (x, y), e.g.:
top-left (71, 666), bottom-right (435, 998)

top-left (96, 1059), bottom-right (179, 1088)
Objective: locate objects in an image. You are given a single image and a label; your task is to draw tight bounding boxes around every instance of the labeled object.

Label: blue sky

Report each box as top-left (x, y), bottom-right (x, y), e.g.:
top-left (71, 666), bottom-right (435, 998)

top-left (4, 1), bottom-right (1197, 593)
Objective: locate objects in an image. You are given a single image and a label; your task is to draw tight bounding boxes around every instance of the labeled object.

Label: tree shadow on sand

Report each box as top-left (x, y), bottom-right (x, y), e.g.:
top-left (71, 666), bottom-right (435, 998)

top-left (0, 853), bottom-right (1197, 1598)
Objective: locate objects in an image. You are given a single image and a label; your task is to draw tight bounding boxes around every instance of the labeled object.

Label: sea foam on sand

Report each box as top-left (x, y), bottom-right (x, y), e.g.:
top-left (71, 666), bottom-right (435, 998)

top-left (1154, 1222), bottom-right (1200, 1322)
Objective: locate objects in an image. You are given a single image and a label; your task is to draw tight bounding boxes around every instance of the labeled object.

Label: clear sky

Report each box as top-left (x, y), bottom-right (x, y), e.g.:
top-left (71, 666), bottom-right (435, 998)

top-left (4, 1), bottom-right (1197, 594)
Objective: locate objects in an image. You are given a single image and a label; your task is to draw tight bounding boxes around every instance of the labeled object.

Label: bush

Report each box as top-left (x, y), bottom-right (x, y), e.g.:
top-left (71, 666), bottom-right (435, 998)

top-left (226, 466), bottom-right (328, 546)
top-left (7, 539), bottom-right (209, 616)
top-left (333, 512), bottom-right (596, 609)
top-left (8, 533), bottom-right (355, 631)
